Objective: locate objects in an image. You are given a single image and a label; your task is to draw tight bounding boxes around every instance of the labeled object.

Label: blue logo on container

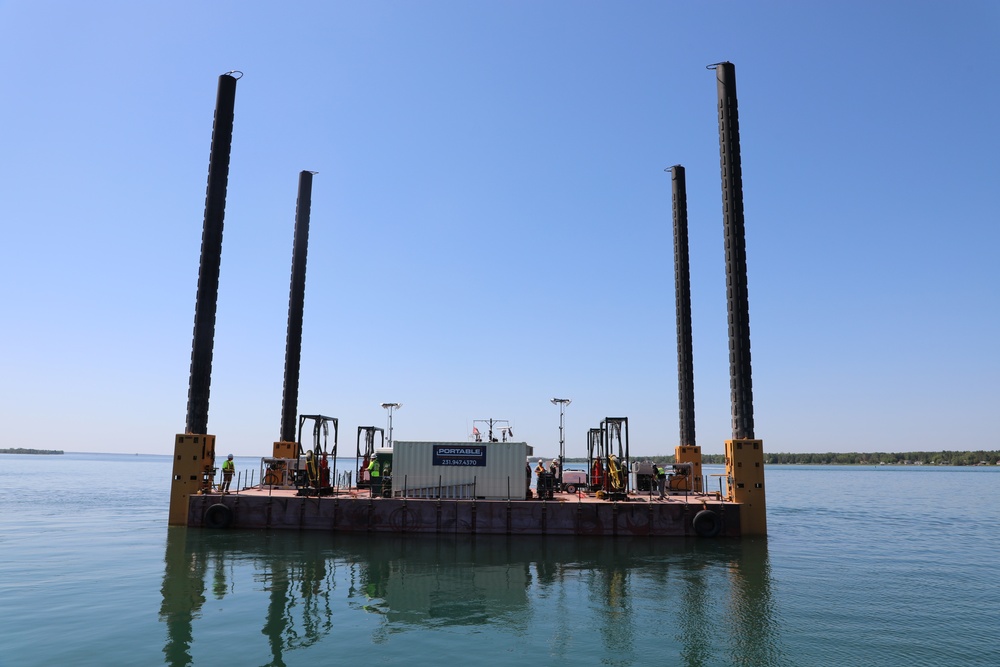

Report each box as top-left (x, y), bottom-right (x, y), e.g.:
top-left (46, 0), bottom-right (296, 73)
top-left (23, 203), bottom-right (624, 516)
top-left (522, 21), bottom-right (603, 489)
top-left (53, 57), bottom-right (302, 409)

top-left (433, 445), bottom-right (487, 467)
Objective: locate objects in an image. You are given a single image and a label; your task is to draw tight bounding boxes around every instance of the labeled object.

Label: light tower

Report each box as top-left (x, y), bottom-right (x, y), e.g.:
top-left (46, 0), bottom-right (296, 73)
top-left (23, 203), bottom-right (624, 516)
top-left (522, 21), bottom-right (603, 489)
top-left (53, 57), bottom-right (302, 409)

top-left (380, 403), bottom-right (402, 447)
top-left (550, 398), bottom-right (571, 486)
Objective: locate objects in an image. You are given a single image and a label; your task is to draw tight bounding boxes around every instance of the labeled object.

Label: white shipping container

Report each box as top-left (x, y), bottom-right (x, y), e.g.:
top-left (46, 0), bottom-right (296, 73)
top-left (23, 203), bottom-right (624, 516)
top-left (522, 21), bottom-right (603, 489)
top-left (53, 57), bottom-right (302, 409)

top-left (391, 441), bottom-right (533, 499)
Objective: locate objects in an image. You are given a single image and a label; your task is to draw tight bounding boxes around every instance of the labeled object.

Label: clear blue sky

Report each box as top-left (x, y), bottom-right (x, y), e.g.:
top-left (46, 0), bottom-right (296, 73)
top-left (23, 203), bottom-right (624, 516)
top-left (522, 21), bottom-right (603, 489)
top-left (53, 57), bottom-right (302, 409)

top-left (1, 1), bottom-right (996, 457)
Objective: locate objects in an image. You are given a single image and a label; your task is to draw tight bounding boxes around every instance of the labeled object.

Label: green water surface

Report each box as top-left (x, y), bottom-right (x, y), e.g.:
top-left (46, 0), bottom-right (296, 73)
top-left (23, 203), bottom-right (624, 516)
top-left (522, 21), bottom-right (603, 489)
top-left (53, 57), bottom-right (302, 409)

top-left (1, 454), bottom-right (997, 667)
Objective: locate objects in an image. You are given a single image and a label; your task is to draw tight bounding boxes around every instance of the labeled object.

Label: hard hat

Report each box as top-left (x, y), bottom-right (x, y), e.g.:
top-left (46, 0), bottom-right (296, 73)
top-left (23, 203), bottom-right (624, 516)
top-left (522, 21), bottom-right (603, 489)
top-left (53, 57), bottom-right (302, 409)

top-left (538, 459), bottom-right (543, 463)
top-left (227, 454), bottom-right (233, 460)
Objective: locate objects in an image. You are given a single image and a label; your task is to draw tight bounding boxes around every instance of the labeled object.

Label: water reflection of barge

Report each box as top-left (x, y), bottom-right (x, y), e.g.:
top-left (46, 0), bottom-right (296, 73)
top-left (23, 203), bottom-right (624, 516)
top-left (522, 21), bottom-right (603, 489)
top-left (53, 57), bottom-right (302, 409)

top-left (161, 529), bottom-right (781, 666)
top-left (168, 62), bottom-right (767, 539)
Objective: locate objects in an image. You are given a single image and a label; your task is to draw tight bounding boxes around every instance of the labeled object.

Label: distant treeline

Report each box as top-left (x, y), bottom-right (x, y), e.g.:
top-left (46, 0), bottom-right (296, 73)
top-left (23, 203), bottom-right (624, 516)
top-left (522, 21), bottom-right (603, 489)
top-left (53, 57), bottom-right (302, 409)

top-left (758, 451), bottom-right (999, 466)
top-left (568, 451), bottom-right (999, 466)
top-left (0, 448), bottom-right (64, 455)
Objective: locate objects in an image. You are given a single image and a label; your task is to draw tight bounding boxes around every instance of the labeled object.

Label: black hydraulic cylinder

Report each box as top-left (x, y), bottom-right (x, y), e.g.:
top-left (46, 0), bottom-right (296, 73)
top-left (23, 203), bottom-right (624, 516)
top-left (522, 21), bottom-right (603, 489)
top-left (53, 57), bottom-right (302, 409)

top-left (670, 165), bottom-right (696, 447)
top-left (185, 72), bottom-right (239, 435)
top-left (714, 61), bottom-right (755, 440)
top-left (279, 171), bottom-right (316, 443)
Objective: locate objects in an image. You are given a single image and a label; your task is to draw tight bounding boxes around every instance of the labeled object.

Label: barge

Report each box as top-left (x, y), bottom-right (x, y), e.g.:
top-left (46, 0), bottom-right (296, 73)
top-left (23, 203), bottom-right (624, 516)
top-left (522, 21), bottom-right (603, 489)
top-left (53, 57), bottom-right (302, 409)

top-left (171, 432), bottom-right (765, 538)
top-left (168, 62), bottom-right (767, 538)
top-left (186, 486), bottom-right (741, 537)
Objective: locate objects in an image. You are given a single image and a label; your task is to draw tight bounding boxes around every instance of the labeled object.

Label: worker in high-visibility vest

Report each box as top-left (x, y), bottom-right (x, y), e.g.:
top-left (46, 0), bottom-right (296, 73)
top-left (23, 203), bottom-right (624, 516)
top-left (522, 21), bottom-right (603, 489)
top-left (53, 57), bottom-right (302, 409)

top-left (368, 457), bottom-right (381, 496)
top-left (221, 454), bottom-right (235, 493)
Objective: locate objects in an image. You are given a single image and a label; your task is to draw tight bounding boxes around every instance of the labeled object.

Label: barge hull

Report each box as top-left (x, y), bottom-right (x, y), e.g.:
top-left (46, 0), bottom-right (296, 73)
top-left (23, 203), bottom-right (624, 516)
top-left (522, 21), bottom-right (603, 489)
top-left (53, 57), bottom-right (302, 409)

top-left (188, 492), bottom-right (740, 537)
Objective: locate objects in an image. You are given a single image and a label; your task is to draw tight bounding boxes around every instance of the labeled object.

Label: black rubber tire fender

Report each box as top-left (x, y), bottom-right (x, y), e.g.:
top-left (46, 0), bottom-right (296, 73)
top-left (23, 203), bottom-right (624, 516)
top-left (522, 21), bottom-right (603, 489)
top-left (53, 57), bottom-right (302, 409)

top-left (204, 503), bottom-right (233, 529)
top-left (692, 509), bottom-right (721, 538)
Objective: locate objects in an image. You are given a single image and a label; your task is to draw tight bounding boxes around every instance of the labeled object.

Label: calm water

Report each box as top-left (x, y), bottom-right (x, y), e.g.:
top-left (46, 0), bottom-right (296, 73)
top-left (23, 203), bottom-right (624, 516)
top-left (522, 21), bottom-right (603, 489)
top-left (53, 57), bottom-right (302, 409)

top-left (1, 454), bottom-right (998, 667)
